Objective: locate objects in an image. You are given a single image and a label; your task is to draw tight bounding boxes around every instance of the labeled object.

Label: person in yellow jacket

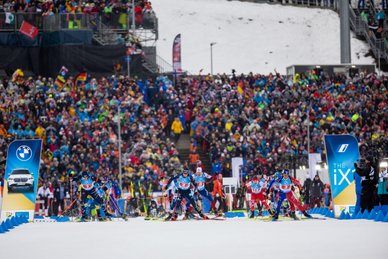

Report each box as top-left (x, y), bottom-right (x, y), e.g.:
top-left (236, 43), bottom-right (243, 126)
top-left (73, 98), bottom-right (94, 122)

top-left (171, 117), bottom-right (183, 142)
top-left (35, 124), bottom-right (46, 139)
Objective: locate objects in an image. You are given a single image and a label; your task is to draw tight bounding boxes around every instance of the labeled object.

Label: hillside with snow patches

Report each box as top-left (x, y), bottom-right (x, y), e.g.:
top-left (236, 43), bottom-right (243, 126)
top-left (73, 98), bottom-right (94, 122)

top-left (152, 0), bottom-right (374, 75)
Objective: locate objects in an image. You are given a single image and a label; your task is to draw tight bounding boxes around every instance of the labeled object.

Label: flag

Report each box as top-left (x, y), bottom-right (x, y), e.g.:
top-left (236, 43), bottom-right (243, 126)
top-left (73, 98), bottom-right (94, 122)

top-left (54, 66), bottom-right (68, 89)
top-left (237, 81), bottom-right (244, 94)
top-left (5, 12), bottom-right (14, 24)
top-left (172, 34), bottom-right (182, 73)
top-left (19, 20), bottom-right (38, 40)
top-left (11, 69), bottom-right (24, 82)
top-left (75, 72), bottom-right (88, 86)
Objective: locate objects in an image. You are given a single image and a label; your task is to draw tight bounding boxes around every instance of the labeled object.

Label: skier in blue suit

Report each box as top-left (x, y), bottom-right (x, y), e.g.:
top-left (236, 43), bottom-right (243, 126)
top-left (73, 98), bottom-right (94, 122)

top-left (164, 169), bottom-right (208, 220)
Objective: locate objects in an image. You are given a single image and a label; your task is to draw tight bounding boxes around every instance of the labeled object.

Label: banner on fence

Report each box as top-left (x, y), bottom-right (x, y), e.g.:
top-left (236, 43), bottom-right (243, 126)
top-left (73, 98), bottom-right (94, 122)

top-left (1, 139), bottom-right (42, 221)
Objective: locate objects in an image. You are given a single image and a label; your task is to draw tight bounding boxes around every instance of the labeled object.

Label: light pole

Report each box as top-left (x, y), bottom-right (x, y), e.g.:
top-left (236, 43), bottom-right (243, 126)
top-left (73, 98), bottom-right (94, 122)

top-left (131, 0), bottom-right (136, 34)
top-left (117, 105), bottom-right (123, 194)
top-left (210, 42), bottom-right (216, 75)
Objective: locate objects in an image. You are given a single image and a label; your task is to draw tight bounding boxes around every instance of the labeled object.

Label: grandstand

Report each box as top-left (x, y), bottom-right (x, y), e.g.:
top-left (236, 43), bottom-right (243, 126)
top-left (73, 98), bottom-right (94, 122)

top-left (0, 0), bottom-right (167, 77)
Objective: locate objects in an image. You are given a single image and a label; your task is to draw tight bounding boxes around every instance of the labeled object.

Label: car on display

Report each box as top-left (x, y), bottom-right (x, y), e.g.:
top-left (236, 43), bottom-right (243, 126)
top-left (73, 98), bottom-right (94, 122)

top-left (8, 168), bottom-right (34, 193)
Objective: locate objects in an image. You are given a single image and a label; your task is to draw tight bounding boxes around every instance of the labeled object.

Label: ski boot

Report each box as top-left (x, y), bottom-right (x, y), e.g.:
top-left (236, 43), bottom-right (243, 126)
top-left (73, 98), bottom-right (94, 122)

top-left (303, 211), bottom-right (313, 219)
top-left (268, 209), bottom-right (275, 216)
top-left (289, 211), bottom-right (299, 220)
top-left (76, 217), bottom-right (86, 222)
top-left (199, 213), bottom-right (209, 220)
top-left (271, 213), bottom-right (279, 221)
top-left (98, 216), bottom-right (107, 222)
top-left (187, 211), bottom-right (195, 220)
top-left (164, 213), bottom-right (173, 221)
top-left (216, 212), bottom-right (224, 217)
top-left (249, 210), bottom-right (255, 219)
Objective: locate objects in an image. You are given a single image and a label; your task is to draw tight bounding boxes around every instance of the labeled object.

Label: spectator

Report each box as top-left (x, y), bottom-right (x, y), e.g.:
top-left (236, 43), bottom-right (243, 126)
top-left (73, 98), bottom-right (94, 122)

top-left (377, 167), bottom-right (388, 205)
top-left (212, 174), bottom-right (225, 215)
top-left (354, 156), bottom-right (379, 213)
top-left (383, 0), bottom-right (388, 9)
top-left (359, 0), bottom-right (366, 9)
top-left (323, 184), bottom-right (331, 207)
top-left (310, 174), bottom-right (324, 208)
top-left (171, 117), bottom-right (183, 142)
top-left (375, 8), bottom-right (385, 31)
top-left (37, 183), bottom-right (49, 216)
top-left (302, 174), bottom-right (312, 206)
top-left (53, 180), bottom-right (65, 216)
top-left (188, 150), bottom-right (199, 172)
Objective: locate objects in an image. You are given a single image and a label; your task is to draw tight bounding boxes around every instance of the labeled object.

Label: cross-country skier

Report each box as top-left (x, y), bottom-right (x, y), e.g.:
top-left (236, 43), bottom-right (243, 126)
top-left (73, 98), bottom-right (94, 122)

top-left (164, 169), bottom-right (208, 220)
top-left (99, 176), bottom-right (124, 218)
top-left (194, 167), bottom-right (216, 213)
top-left (78, 171), bottom-right (108, 221)
top-left (267, 169), bottom-right (312, 221)
top-left (161, 172), bottom-right (180, 220)
top-left (246, 174), bottom-right (275, 218)
top-left (268, 171), bottom-right (281, 210)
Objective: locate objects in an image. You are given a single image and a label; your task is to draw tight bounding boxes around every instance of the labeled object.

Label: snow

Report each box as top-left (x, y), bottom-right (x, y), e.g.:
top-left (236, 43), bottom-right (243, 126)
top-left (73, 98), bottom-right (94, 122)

top-left (0, 217), bottom-right (387, 259)
top-left (153, 0), bottom-right (375, 75)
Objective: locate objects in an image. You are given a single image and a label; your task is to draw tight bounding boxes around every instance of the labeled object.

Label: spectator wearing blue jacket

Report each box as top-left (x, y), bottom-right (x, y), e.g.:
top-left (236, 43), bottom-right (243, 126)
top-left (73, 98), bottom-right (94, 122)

top-left (211, 158), bottom-right (222, 175)
top-left (376, 8), bottom-right (385, 29)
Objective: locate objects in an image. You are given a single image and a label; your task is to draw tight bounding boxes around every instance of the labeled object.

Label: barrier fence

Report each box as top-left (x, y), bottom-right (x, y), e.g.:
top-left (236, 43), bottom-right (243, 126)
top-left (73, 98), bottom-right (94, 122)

top-left (0, 12), bottom-right (157, 32)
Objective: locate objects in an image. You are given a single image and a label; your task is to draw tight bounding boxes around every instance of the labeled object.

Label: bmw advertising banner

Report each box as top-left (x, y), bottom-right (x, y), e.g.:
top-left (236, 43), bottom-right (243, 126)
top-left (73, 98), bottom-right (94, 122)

top-left (324, 135), bottom-right (360, 217)
top-left (1, 139), bottom-right (42, 221)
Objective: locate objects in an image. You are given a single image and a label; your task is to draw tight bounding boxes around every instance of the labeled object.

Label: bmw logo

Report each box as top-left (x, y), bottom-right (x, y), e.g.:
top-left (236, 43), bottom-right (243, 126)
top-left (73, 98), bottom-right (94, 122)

top-left (16, 145), bottom-right (33, 161)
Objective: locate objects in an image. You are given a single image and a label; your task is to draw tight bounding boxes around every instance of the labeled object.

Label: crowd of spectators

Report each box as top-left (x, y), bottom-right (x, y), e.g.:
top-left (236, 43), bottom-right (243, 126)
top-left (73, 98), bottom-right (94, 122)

top-left (0, 66), bottom-right (387, 214)
top-left (0, 0), bottom-right (154, 30)
top-left (0, 70), bottom-right (190, 215)
top-left (183, 69), bottom-right (387, 180)
top-left (0, 0), bottom-right (153, 16)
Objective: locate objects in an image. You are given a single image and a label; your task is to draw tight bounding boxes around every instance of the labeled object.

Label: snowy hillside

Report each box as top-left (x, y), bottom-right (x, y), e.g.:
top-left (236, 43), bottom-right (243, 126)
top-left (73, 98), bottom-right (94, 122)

top-left (152, 0), bottom-right (374, 75)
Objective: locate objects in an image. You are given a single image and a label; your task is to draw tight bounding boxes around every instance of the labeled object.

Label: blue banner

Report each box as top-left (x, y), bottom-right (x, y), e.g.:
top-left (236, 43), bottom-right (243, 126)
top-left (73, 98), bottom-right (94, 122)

top-left (1, 139), bottom-right (42, 221)
top-left (324, 135), bottom-right (360, 217)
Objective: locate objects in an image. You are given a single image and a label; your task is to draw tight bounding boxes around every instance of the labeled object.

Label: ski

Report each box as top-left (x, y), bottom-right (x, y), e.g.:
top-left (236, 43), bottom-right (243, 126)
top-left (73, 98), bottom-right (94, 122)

top-left (194, 215), bottom-right (226, 221)
top-left (304, 216), bottom-right (327, 220)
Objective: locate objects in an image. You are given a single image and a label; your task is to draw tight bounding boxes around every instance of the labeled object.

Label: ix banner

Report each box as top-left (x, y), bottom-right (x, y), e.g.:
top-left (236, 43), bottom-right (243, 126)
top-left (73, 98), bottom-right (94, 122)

top-left (324, 135), bottom-right (360, 217)
top-left (1, 139), bottom-right (42, 221)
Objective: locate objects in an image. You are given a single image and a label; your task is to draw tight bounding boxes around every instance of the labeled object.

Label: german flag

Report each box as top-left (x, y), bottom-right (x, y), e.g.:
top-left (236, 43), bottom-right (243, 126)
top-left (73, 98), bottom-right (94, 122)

top-left (75, 72), bottom-right (88, 86)
top-left (237, 80), bottom-right (244, 94)
top-left (54, 66), bottom-right (68, 89)
top-left (55, 75), bottom-right (66, 88)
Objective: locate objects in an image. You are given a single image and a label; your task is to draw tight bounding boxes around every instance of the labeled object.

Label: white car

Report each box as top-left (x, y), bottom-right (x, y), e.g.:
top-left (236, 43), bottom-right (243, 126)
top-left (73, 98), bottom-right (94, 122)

top-left (8, 169), bottom-right (34, 192)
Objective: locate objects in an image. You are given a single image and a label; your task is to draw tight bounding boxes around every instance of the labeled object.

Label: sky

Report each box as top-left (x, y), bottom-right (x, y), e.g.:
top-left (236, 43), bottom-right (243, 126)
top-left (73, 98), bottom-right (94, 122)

top-left (152, 0), bottom-right (375, 75)
top-left (0, 217), bottom-right (387, 259)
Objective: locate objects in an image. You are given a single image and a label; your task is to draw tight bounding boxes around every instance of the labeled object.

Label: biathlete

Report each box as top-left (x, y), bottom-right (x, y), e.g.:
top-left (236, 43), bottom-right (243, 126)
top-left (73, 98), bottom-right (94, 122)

top-left (78, 171), bottom-right (108, 221)
top-left (194, 167), bottom-right (216, 213)
top-left (164, 169), bottom-right (208, 220)
top-left (267, 169), bottom-right (312, 220)
top-left (246, 174), bottom-right (275, 218)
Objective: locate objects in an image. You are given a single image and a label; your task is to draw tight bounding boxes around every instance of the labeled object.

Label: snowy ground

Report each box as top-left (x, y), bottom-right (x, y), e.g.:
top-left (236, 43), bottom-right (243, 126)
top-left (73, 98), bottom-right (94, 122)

top-left (153, 0), bottom-right (374, 75)
top-left (0, 216), bottom-right (387, 259)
